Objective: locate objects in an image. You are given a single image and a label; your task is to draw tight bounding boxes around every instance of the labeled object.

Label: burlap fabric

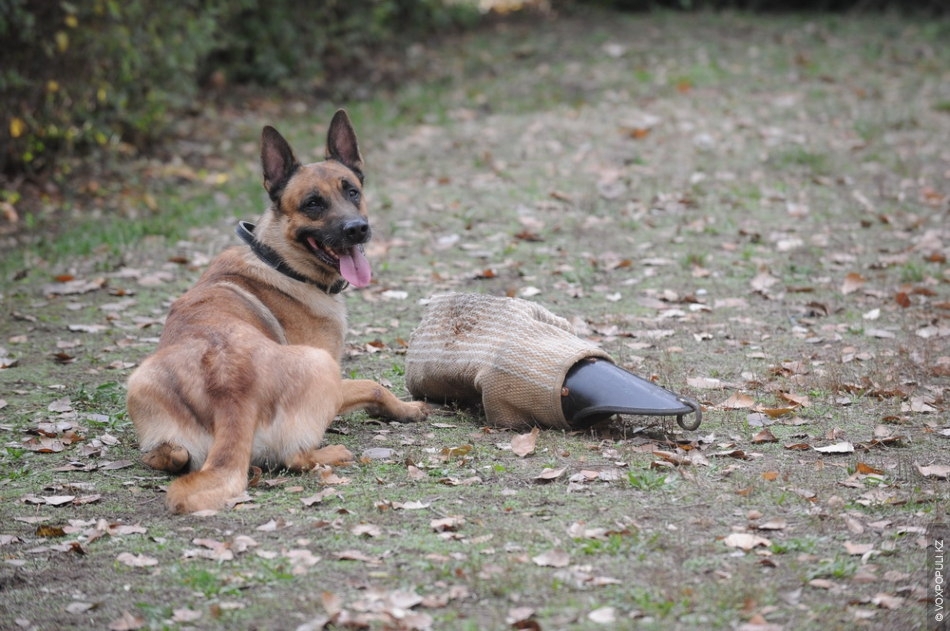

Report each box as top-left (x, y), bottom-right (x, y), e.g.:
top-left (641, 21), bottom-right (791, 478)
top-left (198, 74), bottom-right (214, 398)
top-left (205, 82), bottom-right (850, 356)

top-left (405, 293), bottom-right (611, 429)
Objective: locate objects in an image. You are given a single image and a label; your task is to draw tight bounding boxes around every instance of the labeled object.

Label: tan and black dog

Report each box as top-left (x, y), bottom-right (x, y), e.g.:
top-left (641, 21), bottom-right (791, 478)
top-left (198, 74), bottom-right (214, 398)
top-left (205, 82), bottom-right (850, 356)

top-left (127, 110), bottom-right (427, 514)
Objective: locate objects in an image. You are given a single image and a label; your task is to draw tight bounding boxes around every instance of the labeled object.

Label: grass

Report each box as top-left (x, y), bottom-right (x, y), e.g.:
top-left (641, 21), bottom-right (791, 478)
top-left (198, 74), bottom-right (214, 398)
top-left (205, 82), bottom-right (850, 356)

top-left (1, 7), bottom-right (949, 631)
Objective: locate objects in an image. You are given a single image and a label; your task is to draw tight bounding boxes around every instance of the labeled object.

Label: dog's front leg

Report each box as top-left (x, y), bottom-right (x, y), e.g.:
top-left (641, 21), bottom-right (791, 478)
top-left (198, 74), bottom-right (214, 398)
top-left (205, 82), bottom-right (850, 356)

top-left (286, 444), bottom-right (355, 471)
top-left (339, 379), bottom-right (429, 422)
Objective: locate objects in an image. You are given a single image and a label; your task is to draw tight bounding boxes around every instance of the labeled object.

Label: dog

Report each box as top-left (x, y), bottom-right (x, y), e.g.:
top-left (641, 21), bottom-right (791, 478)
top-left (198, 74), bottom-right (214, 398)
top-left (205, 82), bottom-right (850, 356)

top-left (126, 110), bottom-right (428, 513)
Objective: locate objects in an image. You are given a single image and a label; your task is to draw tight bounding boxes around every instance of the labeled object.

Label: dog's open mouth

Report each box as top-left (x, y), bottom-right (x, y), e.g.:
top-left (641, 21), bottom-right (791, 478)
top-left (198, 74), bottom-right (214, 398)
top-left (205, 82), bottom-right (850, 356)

top-left (306, 237), bottom-right (372, 288)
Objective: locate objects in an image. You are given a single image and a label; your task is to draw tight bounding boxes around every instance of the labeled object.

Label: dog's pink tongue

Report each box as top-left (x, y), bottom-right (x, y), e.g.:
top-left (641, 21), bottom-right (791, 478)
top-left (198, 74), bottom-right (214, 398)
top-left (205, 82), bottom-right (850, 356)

top-left (339, 246), bottom-right (371, 288)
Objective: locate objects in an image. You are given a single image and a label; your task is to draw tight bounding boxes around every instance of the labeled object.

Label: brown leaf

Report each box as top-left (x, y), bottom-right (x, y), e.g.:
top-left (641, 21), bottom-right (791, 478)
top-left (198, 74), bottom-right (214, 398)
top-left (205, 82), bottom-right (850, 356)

top-left (247, 466), bottom-right (262, 488)
top-left (430, 516), bottom-right (465, 532)
top-left (841, 272), bottom-right (866, 295)
top-left (171, 609), bottom-right (203, 623)
top-left (722, 532), bottom-right (771, 551)
top-left (301, 487), bottom-right (338, 507)
top-left (756, 406), bottom-right (798, 419)
top-left (871, 592), bottom-right (905, 610)
top-left (506, 606), bottom-right (537, 626)
top-left (535, 466), bottom-right (567, 481)
top-left (108, 610), bottom-right (145, 631)
top-left (334, 549), bottom-right (380, 564)
top-left (778, 391), bottom-right (810, 407)
top-left (36, 525), bottom-right (66, 537)
top-left (843, 541), bottom-right (874, 556)
top-left (351, 524), bottom-right (381, 538)
top-left (687, 376), bottom-right (725, 390)
top-left (531, 549), bottom-right (570, 567)
top-left (752, 429), bottom-right (778, 444)
top-left (653, 449), bottom-right (689, 466)
top-left (856, 462), bottom-right (884, 475)
top-left (321, 591), bottom-right (344, 617)
top-left (511, 427), bottom-right (539, 458)
top-left (514, 229), bottom-right (543, 242)
top-left (440, 445), bottom-right (472, 458)
top-left (915, 462), bottom-right (950, 479)
top-left (40, 495), bottom-right (76, 506)
top-left (116, 552), bottom-right (158, 568)
top-left (710, 449), bottom-right (753, 460)
top-left (721, 393), bottom-right (755, 409)
top-left (750, 270), bottom-right (780, 293)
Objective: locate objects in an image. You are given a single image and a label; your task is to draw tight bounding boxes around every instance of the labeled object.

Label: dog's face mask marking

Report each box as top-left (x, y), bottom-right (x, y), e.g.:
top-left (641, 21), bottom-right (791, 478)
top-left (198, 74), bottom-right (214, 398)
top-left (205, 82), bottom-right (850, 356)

top-left (260, 112), bottom-right (372, 288)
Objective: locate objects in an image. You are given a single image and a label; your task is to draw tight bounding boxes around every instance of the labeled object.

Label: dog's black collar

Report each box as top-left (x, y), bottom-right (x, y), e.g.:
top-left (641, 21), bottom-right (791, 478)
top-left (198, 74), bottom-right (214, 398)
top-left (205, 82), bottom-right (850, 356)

top-left (235, 221), bottom-right (347, 295)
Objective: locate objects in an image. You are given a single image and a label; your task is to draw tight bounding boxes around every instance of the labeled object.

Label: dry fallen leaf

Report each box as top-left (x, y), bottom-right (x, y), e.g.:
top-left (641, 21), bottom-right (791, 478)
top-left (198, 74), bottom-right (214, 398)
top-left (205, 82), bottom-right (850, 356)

top-left (687, 376), bottom-right (725, 390)
top-left (587, 606), bottom-right (616, 624)
top-left (430, 516), bottom-right (465, 532)
top-left (755, 519), bottom-right (787, 531)
top-left (108, 610), bottom-right (145, 631)
top-left (750, 270), bottom-right (780, 293)
top-left (778, 391), bottom-right (810, 407)
top-left (723, 532), bottom-right (772, 551)
top-left (333, 550), bottom-right (380, 567)
top-left (915, 462), bottom-right (950, 479)
top-left (351, 523), bottom-right (381, 538)
top-left (721, 393), bottom-right (755, 409)
top-left (511, 427), bottom-right (539, 458)
top-left (531, 549), bottom-right (571, 567)
top-left (441, 444), bottom-right (472, 458)
top-left (871, 592), bottom-right (905, 610)
top-left (301, 487), bottom-right (338, 507)
top-left (171, 609), bottom-right (202, 623)
top-left (535, 466), bottom-right (567, 481)
top-left (843, 541), bottom-right (874, 556)
top-left (856, 462), bottom-right (884, 475)
top-left (116, 552), bottom-right (158, 568)
top-left (841, 272), bottom-right (866, 295)
top-left (755, 406), bottom-right (798, 419)
top-left (506, 606), bottom-right (536, 626)
top-left (814, 442), bottom-right (854, 454)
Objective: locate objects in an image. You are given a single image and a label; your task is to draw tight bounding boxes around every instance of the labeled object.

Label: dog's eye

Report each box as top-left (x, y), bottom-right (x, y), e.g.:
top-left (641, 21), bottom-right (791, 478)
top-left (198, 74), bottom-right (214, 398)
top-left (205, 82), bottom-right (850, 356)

top-left (342, 180), bottom-right (361, 204)
top-left (301, 196), bottom-right (327, 215)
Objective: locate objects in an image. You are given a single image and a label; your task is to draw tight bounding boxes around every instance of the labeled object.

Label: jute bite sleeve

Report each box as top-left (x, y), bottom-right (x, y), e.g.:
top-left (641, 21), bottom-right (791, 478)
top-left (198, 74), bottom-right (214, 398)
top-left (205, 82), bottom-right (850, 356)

top-left (405, 293), bottom-right (611, 429)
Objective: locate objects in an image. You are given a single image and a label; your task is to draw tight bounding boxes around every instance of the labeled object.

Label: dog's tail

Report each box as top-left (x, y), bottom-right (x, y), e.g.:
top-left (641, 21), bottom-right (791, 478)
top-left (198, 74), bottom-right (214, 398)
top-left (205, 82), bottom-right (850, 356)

top-left (165, 404), bottom-right (255, 514)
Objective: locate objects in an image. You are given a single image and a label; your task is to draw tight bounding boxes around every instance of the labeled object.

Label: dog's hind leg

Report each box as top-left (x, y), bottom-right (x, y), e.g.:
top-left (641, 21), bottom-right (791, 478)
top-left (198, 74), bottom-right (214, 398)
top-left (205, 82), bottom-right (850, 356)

top-left (339, 379), bottom-right (429, 422)
top-left (127, 358), bottom-right (210, 475)
top-left (164, 399), bottom-right (258, 514)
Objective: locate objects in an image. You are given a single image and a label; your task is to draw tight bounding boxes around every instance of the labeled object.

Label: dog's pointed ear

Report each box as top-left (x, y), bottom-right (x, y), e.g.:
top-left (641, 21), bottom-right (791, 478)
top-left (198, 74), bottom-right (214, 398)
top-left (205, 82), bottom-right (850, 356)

top-left (325, 109), bottom-right (364, 181)
top-left (261, 126), bottom-right (299, 198)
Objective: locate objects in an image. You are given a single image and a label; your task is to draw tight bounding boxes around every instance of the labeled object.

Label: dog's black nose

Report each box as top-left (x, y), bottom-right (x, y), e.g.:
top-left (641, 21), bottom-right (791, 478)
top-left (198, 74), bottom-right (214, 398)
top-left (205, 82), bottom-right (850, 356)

top-left (343, 218), bottom-right (370, 244)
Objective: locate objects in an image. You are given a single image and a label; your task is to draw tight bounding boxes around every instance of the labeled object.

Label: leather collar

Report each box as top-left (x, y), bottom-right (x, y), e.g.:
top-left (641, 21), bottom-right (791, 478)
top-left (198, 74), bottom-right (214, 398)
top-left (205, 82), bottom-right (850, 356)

top-left (235, 221), bottom-right (347, 295)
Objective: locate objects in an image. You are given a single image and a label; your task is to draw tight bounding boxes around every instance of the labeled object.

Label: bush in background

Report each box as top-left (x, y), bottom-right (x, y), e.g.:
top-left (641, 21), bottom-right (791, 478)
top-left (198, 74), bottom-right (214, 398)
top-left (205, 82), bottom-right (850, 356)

top-left (0, 0), bottom-right (480, 177)
top-left (1, 0), bottom-right (218, 175)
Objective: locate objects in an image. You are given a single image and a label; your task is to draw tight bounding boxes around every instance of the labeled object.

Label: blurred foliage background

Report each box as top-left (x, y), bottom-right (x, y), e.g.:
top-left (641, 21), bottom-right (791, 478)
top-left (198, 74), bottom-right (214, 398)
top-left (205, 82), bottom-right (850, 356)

top-left (1, 0), bottom-right (943, 185)
top-left (0, 0), bottom-right (480, 178)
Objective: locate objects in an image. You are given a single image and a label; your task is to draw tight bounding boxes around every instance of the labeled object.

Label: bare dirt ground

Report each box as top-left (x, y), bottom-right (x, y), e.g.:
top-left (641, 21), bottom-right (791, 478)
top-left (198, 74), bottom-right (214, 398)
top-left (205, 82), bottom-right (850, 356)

top-left (1, 8), bottom-right (948, 631)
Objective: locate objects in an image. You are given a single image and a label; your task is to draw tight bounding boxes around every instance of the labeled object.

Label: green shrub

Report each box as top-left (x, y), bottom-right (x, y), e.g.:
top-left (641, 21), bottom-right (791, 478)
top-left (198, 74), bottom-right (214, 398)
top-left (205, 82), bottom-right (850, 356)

top-left (202, 0), bottom-right (480, 91)
top-left (0, 0), bottom-right (481, 177)
top-left (1, 0), bottom-right (218, 174)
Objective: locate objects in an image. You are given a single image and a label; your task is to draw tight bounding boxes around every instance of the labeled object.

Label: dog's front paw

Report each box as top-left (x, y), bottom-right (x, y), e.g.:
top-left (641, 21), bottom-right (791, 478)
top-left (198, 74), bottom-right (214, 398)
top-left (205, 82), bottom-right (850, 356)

top-left (316, 444), bottom-right (355, 466)
top-left (398, 400), bottom-right (429, 423)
